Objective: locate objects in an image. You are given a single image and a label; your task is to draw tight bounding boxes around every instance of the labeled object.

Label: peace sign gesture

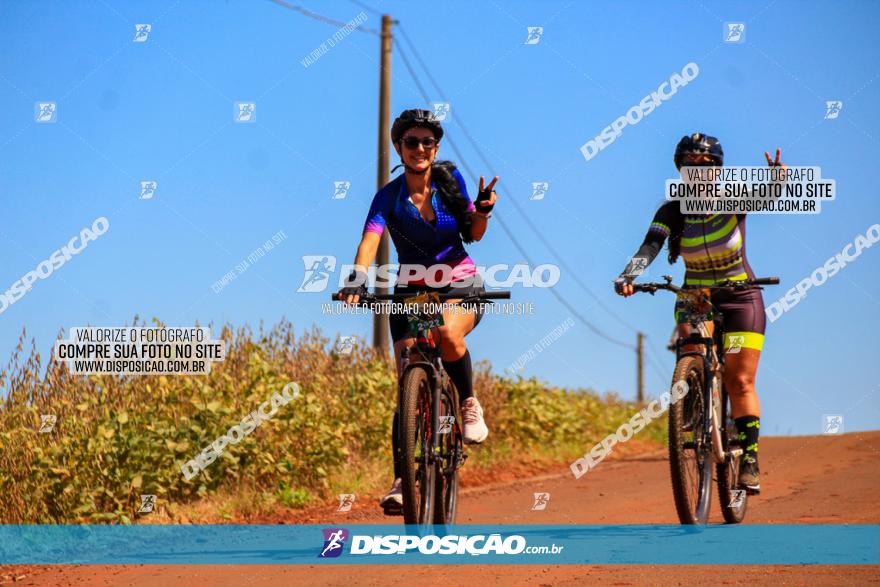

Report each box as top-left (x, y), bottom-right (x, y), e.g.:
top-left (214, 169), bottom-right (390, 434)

top-left (764, 147), bottom-right (786, 168)
top-left (476, 175), bottom-right (499, 214)
top-left (479, 175), bottom-right (499, 193)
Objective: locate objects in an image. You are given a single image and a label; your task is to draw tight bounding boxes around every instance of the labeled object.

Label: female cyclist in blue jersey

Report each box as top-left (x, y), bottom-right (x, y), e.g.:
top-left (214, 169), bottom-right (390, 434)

top-left (615, 133), bottom-right (784, 495)
top-left (338, 109), bottom-right (498, 511)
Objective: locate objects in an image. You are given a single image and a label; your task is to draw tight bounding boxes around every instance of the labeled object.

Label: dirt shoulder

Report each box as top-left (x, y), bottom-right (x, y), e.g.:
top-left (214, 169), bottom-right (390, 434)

top-left (3, 431), bottom-right (878, 586)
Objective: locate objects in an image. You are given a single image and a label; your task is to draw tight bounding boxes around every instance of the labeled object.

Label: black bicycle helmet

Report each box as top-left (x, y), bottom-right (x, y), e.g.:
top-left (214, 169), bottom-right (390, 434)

top-left (390, 108), bottom-right (444, 144)
top-left (674, 132), bottom-right (723, 169)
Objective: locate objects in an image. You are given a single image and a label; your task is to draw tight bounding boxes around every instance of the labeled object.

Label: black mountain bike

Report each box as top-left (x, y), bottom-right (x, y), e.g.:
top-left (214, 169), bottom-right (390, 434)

top-left (633, 276), bottom-right (778, 525)
top-left (332, 289), bottom-right (509, 525)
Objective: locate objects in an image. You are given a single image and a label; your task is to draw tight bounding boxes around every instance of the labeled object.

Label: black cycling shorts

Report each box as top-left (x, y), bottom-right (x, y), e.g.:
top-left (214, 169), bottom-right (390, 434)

top-left (674, 287), bottom-right (766, 351)
top-left (389, 282), bottom-right (486, 343)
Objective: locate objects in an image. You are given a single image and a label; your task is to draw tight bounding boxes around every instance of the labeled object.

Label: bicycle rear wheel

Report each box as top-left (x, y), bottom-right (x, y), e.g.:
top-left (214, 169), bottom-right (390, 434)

top-left (668, 355), bottom-right (713, 524)
top-left (717, 391), bottom-right (748, 524)
top-left (400, 366), bottom-right (436, 525)
top-left (433, 384), bottom-right (461, 525)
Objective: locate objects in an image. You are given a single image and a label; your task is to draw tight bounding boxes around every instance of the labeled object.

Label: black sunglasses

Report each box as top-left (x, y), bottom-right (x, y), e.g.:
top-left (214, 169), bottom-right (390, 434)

top-left (682, 153), bottom-right (717, 166)
top-left (400, 136), bottom-right (438, 149)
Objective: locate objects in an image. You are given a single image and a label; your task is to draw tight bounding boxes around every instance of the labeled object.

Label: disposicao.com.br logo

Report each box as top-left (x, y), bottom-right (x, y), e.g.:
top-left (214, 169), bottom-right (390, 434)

top-left (298, 255), bottom-right (561, 291)
top-left (317, 528), bottom-right (563, 558)
top-left (319, 528), bottom-right (350, 558)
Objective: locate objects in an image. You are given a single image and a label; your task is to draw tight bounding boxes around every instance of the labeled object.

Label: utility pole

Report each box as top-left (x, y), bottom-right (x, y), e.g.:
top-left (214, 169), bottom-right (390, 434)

top-left (373, 14), bottom-right (392, 352)
top-left (636, 332), bottom-right (645, 403)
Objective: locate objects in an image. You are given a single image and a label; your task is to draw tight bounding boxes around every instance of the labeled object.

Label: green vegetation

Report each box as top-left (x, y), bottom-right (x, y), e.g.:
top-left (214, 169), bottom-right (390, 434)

top-left (0, 319), bottom-right (664, 523)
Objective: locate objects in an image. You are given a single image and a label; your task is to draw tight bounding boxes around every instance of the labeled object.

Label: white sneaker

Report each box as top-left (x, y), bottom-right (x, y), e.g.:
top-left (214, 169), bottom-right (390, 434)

top-left (462, 397), bottom-right (489, 444)
top-left (379, 478), bottom-right (403, 509)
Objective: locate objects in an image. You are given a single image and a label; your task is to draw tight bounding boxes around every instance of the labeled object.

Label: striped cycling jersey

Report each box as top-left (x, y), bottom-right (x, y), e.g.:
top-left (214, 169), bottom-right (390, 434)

top-left (637, 201), bottom-right (755, 286)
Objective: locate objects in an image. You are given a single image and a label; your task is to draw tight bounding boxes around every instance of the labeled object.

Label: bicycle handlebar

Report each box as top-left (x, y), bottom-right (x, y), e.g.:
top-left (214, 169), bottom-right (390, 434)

top-left (330, 291), bottom-right (511, 303)
top-left (632, 276), bottom-right (779, 295)
top-left (749, 277), bottom-right (780, 286)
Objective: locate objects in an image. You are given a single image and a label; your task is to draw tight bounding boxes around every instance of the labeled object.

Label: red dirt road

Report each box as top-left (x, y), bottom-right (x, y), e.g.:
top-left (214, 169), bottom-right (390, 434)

top-left (4, 432), bottom-right (879, 586)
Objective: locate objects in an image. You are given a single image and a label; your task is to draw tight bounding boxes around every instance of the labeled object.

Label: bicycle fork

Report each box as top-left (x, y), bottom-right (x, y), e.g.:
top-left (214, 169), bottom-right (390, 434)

top-left (688, 334), bottom-right (735, 465)
top-left (706, 362), bottom-right (743, 465)
top-left (431, 362), bottom-right (443, 462)
top-left (708, 375), bottom-right (726, 463)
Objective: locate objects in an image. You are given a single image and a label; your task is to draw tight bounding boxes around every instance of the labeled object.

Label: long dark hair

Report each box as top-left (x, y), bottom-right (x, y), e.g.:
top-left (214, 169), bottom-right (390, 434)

top-left (431, 160), bottom-right (474, 244)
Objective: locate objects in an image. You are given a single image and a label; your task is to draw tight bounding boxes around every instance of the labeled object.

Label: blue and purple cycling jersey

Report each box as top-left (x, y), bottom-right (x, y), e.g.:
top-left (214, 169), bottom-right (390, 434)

top-left (363, 169), bottom-right (476, 285)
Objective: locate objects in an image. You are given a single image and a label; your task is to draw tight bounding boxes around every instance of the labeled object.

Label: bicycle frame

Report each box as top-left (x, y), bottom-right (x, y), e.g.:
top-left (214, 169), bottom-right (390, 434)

top-left (639, 275), bottom-right (777, 463)
top-left (398, 329), bottom-right (450, 464)
top-left (674, 303), bottom-right (729, 465)
top-left (330, 289), bottom-right (510, 494)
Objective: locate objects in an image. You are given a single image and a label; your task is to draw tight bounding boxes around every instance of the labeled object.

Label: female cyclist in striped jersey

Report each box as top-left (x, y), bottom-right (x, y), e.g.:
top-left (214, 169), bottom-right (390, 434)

top-left (615, 133), bottom-right (784, 495)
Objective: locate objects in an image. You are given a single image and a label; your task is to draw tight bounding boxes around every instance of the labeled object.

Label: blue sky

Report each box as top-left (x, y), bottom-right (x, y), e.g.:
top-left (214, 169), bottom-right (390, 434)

top-left (1, 0), bottom-right (878, 435)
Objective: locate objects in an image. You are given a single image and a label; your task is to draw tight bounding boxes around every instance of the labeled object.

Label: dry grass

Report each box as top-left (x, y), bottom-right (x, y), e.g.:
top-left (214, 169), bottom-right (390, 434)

top-left (0, 318), bottom-right (664, 523)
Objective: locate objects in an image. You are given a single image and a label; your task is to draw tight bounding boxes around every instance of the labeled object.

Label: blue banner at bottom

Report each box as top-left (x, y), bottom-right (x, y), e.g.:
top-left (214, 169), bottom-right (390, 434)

top-left (0, 524), bottom-right (876, 565)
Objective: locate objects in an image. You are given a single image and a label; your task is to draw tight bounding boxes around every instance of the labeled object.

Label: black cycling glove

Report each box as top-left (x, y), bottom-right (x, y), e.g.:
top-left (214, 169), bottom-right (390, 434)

top-left (474, 189), bottom-right (495, 213)
top-left (339, 269), bottom-right (369, 298)
top-left (613, 276), bottom-right (633, 295)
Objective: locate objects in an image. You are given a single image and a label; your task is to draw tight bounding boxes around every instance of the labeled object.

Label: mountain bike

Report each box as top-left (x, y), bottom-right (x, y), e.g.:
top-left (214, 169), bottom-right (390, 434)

top-left (633, 275), bottom-right (778, 525)
top-left (331, 288), bottom-right (510, 525)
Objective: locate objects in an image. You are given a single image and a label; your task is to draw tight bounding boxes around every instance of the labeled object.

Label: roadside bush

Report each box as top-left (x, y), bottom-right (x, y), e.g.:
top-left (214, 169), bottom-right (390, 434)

top-left (0, 319), bottom-right (663, 523)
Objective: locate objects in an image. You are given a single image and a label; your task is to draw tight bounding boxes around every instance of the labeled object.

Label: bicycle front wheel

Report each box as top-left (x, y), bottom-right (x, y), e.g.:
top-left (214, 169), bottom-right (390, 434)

top-left (400, 366), bottom-right (436, 526)
top-left (668, 355), bottom-right (713, 524)
top-left (433, 383), bottom-right (461, 525)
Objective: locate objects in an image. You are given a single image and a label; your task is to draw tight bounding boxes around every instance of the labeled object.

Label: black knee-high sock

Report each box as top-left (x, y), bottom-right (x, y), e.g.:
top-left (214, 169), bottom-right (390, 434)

top-left (442, 350), bottom-right (474, 403)
top-left (391, 411), bottom-right (401, 478)
top-left (735, 416), bottom-right (760, 459)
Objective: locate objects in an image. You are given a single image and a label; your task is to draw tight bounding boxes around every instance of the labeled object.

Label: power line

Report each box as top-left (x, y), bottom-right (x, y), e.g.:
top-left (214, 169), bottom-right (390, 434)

top-left (263, 6), bottom-right (658, 371)
top-left (266, 3), bottom-right (635, 351)
top-left (396, 23), bottom-right (641, 336)
top-left (398, 22), bottom-right (685, 365)
top-left (393, 36), bottom-right (634, 351)
top-left (646, 334), bottom-right (673, 379)
top-left (393, 38), bottom-right (433, 109)
top-left (268, 0), bottom-right (380, 35)
top-left (347, 0), bottom-right (383, 17)
top-left (393, 29), bottom-right (634, 349)
top-left (645, 342), bottom-right (671, 384)
top-left (396, 25), bottom-right (447, 109)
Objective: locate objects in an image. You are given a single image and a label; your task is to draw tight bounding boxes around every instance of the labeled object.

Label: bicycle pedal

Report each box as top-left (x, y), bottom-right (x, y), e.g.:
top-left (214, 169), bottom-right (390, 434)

top-left (381, 504), bottom-right (404, 516)
top-left (736, 482), bottom-right (760, 496)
